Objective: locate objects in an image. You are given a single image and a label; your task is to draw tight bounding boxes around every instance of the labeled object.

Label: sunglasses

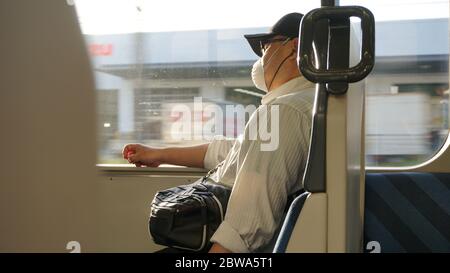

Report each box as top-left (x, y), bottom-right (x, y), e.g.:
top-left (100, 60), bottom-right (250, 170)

top-left (259, 37), bottom-right (291, 54)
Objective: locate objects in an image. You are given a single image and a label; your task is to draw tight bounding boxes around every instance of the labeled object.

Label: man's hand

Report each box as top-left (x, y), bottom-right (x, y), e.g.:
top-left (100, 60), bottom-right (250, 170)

top-left (122, 143), bottom-right (210, 168)
top-left (122, 143), bottom-right (164, 167)
top-left (208, 243), bottom-right (232, 253)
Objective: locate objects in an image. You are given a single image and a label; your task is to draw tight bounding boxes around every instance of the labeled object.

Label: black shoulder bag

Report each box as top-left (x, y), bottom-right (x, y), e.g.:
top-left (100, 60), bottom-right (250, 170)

top-left (148, 163), bottom-right (231, 252)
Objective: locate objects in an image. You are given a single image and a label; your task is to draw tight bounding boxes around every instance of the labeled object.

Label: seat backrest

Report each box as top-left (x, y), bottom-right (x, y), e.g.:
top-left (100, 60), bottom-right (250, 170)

top-left (274, 6), bottom-right (370, 252)
top-left (273, 193), bottom-right (310, 252)
top-left (364, 172), bottom-right (450, 253)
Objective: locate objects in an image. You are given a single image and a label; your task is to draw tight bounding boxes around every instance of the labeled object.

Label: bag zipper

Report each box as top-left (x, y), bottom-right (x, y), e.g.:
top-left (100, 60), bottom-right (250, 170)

top-left (191, 196), bottom-right (208, 251)
top-left (170, 224), bottom-right (207, 252)
top-left (169, 195), bottom-right (207, 252)
top-left (210, 194), bottom-right (224, 221)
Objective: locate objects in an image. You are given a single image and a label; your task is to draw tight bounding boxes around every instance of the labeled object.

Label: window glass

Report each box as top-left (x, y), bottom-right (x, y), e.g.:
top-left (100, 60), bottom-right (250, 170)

top-left (74, 0), bottom-right (449, 166)
top-left (342, 0), bottom-right (449, 166)
top-left (74, 0), bottom-right (317, 164)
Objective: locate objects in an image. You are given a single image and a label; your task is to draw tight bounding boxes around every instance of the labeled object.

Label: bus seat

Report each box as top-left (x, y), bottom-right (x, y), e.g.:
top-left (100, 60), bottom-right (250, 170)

top-left (273, 5), bottom-right (371, 253)
top-left (364, 172), bottom-right (450, 253)
top-left (273, 192), bottom-right (310, 252)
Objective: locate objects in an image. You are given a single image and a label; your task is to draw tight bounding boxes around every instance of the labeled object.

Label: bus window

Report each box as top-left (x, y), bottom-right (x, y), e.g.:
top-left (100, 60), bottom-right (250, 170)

top-left (73, 0), bottom-right (317, 165)
top-left (343, 0), bottom-right (449, 167)
top-left (73, 0), bottom-right (449, 167)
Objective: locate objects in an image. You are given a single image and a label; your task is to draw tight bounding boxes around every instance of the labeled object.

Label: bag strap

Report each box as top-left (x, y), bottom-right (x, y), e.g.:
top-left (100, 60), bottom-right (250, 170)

top-left (202, 161), bottom-right (224, 182)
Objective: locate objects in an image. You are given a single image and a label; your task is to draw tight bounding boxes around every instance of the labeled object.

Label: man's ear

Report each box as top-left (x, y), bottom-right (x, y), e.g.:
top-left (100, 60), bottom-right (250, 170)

top-left (292, 37), bottom-right (299, 51)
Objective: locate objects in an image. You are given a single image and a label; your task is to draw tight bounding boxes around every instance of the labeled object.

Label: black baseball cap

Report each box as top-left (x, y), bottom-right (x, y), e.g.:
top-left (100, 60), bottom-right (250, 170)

top-left (244, 12), bottom-right (304, 57)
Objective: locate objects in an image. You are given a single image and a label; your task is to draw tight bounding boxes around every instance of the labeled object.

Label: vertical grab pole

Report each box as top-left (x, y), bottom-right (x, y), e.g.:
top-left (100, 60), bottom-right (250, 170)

top-left (302, 0), bottom-right (339, 192)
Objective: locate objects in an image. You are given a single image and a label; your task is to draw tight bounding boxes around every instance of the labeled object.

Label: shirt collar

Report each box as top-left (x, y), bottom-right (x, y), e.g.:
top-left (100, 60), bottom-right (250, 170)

top-left (261, 76), bottom-right (315, 105)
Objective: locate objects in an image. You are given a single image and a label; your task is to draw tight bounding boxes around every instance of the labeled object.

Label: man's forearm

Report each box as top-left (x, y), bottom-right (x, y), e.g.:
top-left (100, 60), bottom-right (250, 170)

top-left (162, 143), bottom-right (209, 168)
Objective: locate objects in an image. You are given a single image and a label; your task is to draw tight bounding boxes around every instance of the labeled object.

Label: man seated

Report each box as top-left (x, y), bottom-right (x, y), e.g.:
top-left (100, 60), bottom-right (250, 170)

top-left (123, 12), bottom-right (315, 253)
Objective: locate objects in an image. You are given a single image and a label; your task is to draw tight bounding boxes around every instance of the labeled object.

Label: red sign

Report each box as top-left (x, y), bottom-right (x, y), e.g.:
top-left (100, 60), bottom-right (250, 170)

top-left (89, 44), bottom-right (113, 56)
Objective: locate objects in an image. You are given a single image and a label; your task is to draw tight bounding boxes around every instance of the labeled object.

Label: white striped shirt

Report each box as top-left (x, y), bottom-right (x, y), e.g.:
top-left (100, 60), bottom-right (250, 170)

top-left (206, 76), bottom-right (315, 253)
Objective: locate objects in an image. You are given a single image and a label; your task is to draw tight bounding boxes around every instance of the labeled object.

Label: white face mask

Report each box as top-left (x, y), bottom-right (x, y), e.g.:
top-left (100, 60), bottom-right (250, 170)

top-left (251, 38), bottom-right (292, 93)
top-left (251, 59), bottom-right (268, 92)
